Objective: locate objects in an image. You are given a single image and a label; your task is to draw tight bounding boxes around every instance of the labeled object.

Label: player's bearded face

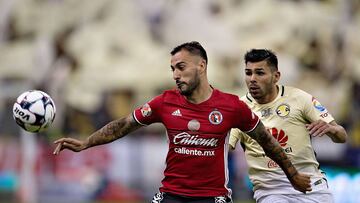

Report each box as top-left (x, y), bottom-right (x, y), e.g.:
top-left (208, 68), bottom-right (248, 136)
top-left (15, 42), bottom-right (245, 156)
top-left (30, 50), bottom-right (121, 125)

top-left (177, 70), bottom-right (200, 96)
top-left (171, 50), bottom-right (201, 96)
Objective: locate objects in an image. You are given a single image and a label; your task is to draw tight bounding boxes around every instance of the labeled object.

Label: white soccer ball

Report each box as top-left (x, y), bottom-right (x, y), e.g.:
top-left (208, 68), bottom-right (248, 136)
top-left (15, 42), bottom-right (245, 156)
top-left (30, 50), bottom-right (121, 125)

top-left (13, 90), bottom-right (56, 133)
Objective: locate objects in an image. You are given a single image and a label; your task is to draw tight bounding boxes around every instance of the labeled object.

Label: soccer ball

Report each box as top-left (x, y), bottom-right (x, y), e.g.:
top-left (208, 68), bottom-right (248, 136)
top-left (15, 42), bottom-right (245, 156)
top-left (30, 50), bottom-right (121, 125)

top-left (13, 90), bottom-right (56, 133)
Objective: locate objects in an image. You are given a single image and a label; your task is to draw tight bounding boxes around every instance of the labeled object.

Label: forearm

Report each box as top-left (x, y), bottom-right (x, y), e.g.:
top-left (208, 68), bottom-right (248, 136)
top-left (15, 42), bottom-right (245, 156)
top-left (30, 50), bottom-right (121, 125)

top-left (259, 135), bottom-right (298, 178)
top-left (248, 122), bottom-right (298, 178)
top-left (327, 124), bottom-right (347, 143)
top-left (85, 115), bottom-right (141, 149)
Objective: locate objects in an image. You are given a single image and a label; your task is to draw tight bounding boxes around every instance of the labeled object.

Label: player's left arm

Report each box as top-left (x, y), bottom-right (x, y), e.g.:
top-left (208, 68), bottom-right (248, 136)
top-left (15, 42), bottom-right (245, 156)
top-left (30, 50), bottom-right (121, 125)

top-left (247, 121), bottom-right (311, 193)
top-left (306, 120), bottom-right (347, 143)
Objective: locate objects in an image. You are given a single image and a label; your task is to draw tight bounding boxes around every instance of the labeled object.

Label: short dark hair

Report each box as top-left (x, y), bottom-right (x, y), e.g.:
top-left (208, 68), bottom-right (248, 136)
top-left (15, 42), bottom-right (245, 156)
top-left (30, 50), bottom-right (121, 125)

top-left (244, 49), bottom-right (278, 71)
top-left (171, 41), bottom-right (208, 65)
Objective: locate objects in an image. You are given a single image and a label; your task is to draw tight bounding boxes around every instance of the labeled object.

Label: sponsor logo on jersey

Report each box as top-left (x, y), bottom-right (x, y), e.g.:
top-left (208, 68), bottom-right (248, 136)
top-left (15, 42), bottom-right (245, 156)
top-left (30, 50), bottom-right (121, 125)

top-left (312, 97), bottom-right (326, 112)
top-left (268, 127), bottom-right (288, 147)
top-left (171, 109), bottom-right (182, 116)
top-left (209, 110), bottom-right (223, 125)
top-left (140, 103), bottom-right (152, 117)
top-left (173, 132), bottom-right (218, 147)
top-left (261, 108), bottom-right (272, 118)
top-left (320, 112), bottom-right (329, 118)
top-left (267, 159), bottom-right (279, 168)
top-left (188, 119), bottom-right (200, 131)
top-left (276, 103), bottom-right (290, 117)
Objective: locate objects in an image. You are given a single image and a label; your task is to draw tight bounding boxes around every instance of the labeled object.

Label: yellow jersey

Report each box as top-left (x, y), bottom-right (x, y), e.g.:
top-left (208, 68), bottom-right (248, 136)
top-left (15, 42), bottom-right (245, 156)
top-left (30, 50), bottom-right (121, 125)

top-left (230, 86), bottom-right (334, 199)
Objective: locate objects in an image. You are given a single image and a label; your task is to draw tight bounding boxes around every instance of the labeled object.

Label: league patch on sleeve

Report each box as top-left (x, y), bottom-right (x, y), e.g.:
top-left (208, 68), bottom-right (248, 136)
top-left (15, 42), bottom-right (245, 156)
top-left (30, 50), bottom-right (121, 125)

top-left (312, 97), bottom-right (327, 112)
top-left (141, 103), bottom-right (152, 117)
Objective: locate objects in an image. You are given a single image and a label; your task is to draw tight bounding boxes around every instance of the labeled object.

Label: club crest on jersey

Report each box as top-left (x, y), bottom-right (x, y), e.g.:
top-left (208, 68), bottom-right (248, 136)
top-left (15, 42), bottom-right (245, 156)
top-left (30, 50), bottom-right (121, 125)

top-left (209, 110), bottom-right (223, 125)
top-left (276, 103), bottom-right (290, 117)
top-left (140, 103), bottom-right (152, 117)
top-left (312, 97), bottom-right (326, 112)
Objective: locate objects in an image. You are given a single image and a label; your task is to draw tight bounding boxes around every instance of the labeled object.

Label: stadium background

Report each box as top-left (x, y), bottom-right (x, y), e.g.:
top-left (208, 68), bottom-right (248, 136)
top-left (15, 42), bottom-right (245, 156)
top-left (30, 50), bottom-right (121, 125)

top-left (0, 0), bottom-right (359, 202)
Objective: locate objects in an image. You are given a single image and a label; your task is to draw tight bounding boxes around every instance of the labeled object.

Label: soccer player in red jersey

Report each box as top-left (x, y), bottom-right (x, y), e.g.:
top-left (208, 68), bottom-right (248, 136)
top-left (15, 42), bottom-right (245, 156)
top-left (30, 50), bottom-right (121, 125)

top-left (53, 42), bottom-right (311, 203)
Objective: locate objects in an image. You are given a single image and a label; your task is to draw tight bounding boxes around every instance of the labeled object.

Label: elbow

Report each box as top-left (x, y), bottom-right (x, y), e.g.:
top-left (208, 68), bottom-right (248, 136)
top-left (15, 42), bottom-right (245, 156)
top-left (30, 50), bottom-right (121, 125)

top-left (337, 136), bottom-right (347, 143)
top-left (331, 126), bottom-right (348, 143)
top-left (332, 134), bottom-right (347, 143)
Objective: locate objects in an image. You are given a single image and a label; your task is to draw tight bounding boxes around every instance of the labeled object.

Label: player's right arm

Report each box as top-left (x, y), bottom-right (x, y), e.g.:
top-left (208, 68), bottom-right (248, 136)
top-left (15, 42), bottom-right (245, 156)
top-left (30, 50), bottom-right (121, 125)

top-left (247, 121), bottom-right (311, 193)
top-left (53, 113), bottom-right (141, 155)
top-left (53, 94), bottom-right (164, 155)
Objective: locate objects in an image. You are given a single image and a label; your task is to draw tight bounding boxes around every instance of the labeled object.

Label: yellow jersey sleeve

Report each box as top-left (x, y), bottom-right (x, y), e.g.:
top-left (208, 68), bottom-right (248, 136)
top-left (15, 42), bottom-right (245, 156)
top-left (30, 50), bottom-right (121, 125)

top-left (229, 128), bottom-right (241, 149)
top-left (299, 90), bottom-right (334, 124)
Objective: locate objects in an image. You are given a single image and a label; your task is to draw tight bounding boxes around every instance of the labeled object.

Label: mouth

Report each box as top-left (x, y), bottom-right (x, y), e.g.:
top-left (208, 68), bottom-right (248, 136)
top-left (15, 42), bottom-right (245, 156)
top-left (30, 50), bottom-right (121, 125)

top-left (249, 85), bottom-right (260, 91)
top-left (249, 85), bottom-right (261, 95)
top-left (176, 81), bottom-right (186, 88)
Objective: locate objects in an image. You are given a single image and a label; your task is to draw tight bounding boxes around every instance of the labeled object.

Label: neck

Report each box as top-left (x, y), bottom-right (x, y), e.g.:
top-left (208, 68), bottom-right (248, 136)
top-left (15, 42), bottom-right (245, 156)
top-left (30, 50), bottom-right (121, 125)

top-left (185, 81), bottom-right (213, 104)
top-left (256, 85), bottom-right (279, 104)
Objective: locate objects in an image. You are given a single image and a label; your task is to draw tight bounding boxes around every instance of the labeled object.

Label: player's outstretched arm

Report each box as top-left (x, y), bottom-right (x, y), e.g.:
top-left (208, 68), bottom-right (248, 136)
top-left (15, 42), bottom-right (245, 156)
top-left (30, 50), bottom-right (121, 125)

top-left (306, 120), bottom-right (347, 143)
top-left (247, 121), bottom-right (312, 193)
top-left (53, 113), bottom-right (142, 155)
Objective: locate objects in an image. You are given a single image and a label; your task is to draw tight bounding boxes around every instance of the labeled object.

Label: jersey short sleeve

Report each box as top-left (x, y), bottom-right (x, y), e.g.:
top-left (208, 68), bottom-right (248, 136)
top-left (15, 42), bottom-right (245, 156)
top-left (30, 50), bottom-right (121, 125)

top-left (234, 99), bottom-right (259, 133)
top-left (133, 94), bottom-right (163, 125)
top-left (300, 91), bottom-right (334, 124)
top-left (229, 128), bottom-right (246, 149)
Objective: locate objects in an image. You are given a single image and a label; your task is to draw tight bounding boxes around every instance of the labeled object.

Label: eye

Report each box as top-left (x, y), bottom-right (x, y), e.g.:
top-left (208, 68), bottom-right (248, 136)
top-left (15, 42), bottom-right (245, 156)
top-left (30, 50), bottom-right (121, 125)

top-left (245, 71), bottom-right (252, 76)
top-left (255, 71), bottom-right (265, 75)
top-left (178, 65), bottom-right (185, 71)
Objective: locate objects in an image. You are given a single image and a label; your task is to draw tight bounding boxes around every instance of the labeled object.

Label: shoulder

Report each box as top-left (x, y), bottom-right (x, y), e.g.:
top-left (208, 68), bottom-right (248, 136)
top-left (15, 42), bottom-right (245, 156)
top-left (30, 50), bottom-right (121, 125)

top-left (212, 89), bottom-right (251, 113)
top-left (146, 89), bottom-right (177, 105)
top-left (162, 89), bottom-right (179, 97)
top-left (215, 89), bottom-right (240, 100)
top-left (284, 86), bottom-right (310, 96)
top-left (213, 89), bottom-right (243, 106)
top-left (283, 86), bottom-right (313, 101)
top-left (161, 89), bottom-right (184, 104)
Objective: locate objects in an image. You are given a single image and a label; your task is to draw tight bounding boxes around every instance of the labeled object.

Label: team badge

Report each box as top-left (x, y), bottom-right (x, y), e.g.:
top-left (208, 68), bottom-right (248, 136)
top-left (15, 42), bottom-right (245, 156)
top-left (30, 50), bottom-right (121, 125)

top-left (140, 103), bottom-right (152, 117)
top-left (312, 97), bottom-right (326, 112)
top-left (209, 110), bottom-right (223, 125)
top-left (188, 119), bottom-right (200, 131)
top-left (276, 103), bottom-right (290, 117)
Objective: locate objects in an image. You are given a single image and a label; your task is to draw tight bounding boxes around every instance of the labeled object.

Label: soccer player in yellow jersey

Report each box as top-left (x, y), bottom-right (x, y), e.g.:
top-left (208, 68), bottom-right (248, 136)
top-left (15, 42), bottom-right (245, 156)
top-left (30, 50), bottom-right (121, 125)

top-left (230, 49), bottom-right (347, 203)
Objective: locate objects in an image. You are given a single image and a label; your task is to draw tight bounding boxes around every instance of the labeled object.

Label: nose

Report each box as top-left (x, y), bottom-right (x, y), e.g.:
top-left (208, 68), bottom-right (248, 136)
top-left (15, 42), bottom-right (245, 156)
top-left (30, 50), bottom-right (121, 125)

top-left (173, 69), bottom-right (180, 80)
top-left (249, 73), bottom-right (257, 82)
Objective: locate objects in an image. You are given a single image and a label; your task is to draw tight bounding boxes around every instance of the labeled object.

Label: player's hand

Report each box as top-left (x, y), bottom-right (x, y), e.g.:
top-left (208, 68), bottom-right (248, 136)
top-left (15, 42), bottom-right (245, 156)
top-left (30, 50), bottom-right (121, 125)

top-left (306, 120), bottom-right (334, 137)
top-left (53, 138), bottom-right (88, 155)
top-left (289, 172), bottom-right (312, 193)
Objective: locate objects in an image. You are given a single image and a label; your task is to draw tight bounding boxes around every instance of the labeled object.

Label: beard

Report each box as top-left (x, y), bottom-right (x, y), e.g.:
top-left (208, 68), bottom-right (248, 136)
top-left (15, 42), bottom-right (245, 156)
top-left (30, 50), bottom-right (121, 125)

top-left (177, 73), bottom-right (200, 96)
top-left (248, 78), bottom-right (275, 101)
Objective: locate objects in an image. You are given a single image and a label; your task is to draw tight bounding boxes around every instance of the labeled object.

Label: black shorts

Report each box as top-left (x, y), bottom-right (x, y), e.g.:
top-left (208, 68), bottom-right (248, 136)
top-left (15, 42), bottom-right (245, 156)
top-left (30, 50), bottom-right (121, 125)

top-left (151, 191), bottom-right (233, 203)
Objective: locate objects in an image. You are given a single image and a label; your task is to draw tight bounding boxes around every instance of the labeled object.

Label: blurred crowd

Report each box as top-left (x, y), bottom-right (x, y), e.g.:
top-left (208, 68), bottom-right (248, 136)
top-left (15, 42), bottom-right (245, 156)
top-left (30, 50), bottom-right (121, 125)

top-left (0, 0), bottom-right (359, 202)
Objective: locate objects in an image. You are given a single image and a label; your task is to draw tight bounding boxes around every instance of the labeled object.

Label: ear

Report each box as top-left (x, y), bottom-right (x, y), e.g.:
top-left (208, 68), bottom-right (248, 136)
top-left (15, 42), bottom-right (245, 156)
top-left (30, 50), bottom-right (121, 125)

top-left (198, 59), bottom-right (207, 74)
top-left (273, 71), bottom-right (281, 83)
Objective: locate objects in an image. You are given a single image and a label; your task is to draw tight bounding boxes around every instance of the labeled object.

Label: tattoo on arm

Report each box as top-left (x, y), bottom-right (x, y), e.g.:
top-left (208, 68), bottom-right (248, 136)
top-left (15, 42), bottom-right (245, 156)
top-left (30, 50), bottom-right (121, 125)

top-left (86, 114), bottom-right (142, 148)
top-left (247, 121), bottom-right (298, 178)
